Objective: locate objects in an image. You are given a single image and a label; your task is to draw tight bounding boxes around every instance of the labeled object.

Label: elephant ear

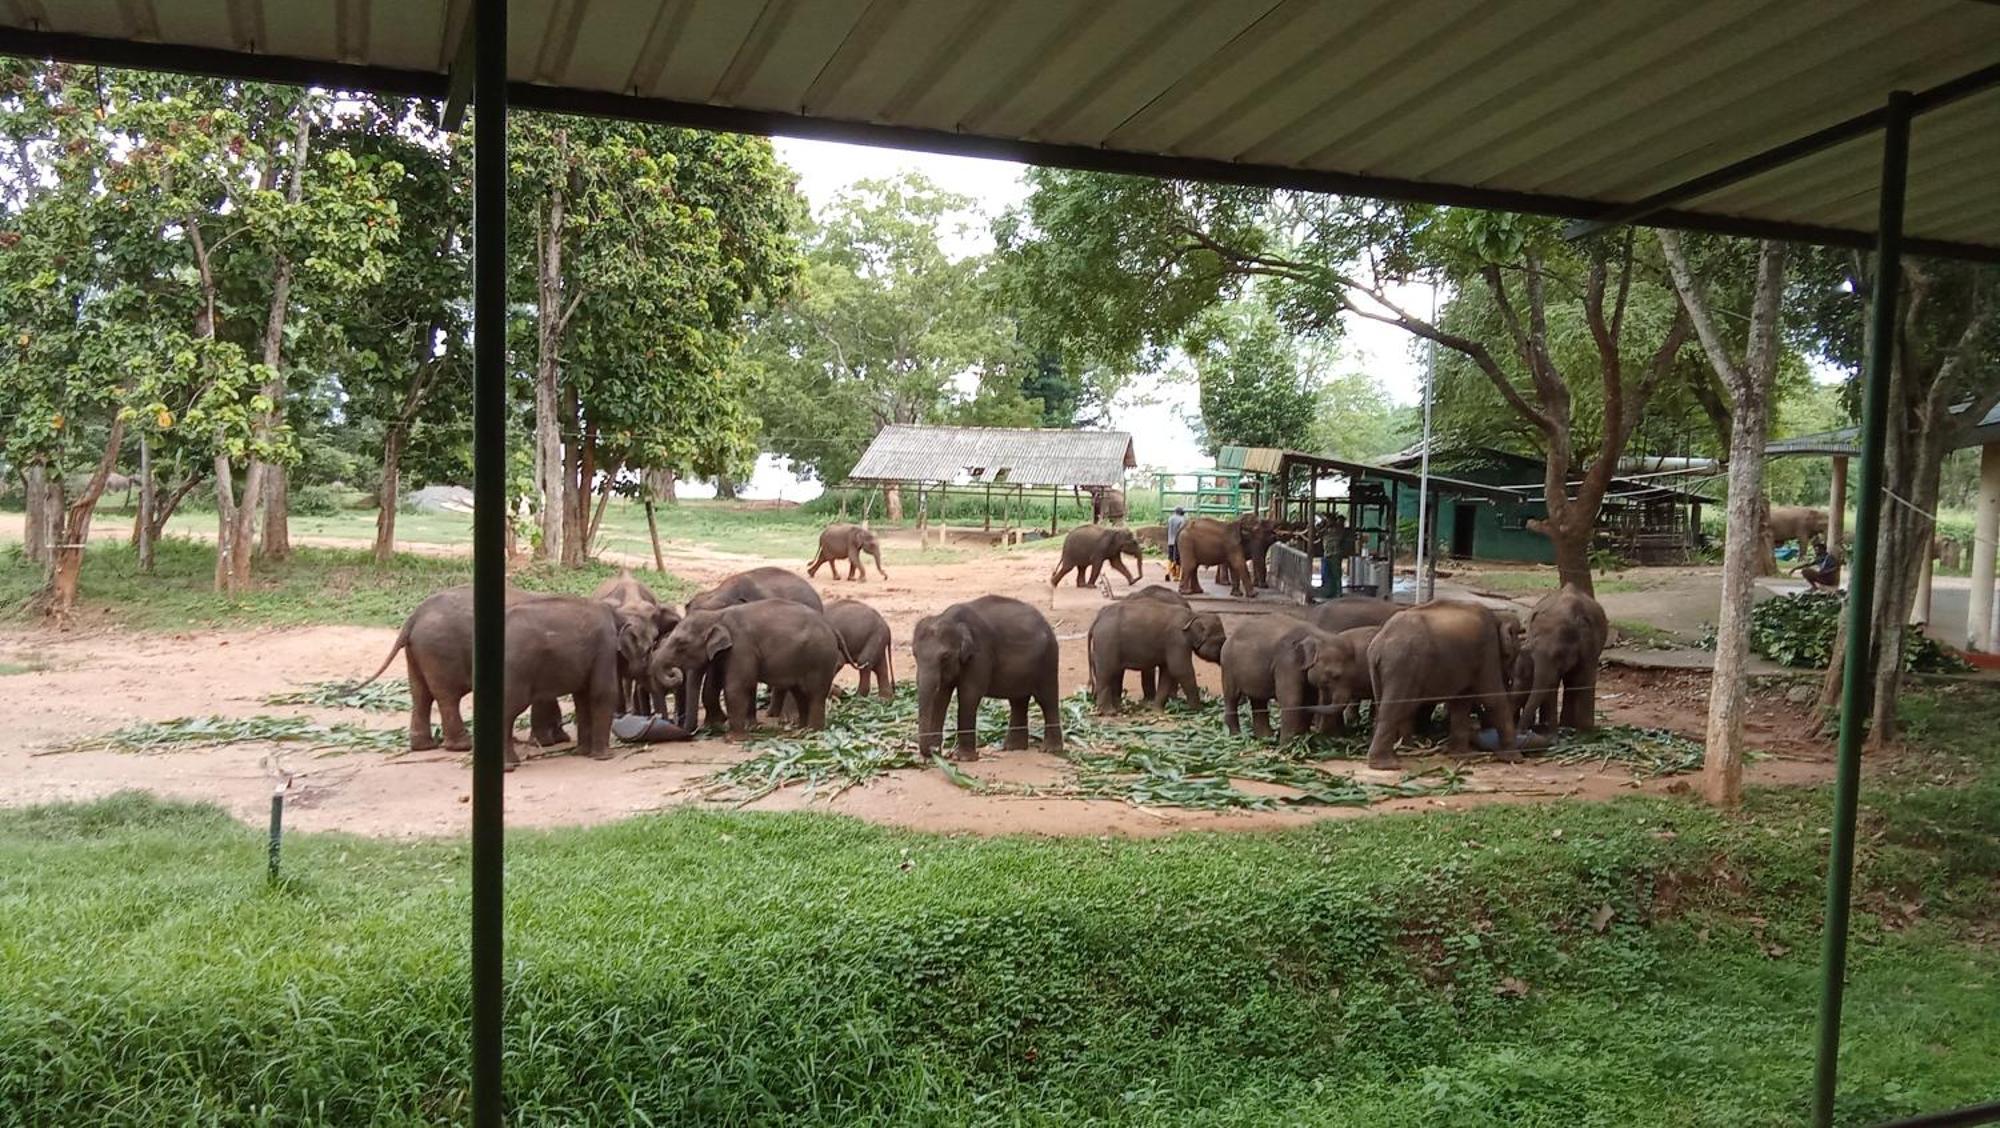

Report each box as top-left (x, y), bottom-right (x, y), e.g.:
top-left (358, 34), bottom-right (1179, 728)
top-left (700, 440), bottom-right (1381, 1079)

top-left (702, 621), bottom-right (733, 660)
top-left (654, 606), bottom-right (682, 635)
top-left (1293, 634), bottom-right (1322, 669)
top-left (953, 623), bottom-right (977, 667)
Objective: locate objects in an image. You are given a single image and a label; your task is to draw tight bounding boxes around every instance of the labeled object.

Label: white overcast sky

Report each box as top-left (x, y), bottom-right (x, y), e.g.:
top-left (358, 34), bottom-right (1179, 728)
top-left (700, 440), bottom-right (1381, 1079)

top-left (724, 137), bottom-right (1434, 499)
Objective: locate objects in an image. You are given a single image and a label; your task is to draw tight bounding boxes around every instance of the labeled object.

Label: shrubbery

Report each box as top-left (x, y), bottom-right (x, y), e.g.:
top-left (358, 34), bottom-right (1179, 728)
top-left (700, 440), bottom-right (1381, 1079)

top-left (1722, 590), bottom-right (1972, 673)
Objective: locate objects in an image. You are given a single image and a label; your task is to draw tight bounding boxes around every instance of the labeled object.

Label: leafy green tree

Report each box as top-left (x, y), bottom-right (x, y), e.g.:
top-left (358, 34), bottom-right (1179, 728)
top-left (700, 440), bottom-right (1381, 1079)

top-left (1000, 172), bottom-right (1693, 593)
top-left (511, 117), bottom-right (800, 563)
top-left (1184, 300), bottom-right (1318, 455)
top-left (1312, 369), bottom-right (1409, 462)
top-left (750, 174), bottom-right (1035, 514)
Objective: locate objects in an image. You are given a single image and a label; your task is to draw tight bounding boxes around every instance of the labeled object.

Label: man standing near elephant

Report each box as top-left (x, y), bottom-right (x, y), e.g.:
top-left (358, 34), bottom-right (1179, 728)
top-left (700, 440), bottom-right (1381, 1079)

top-left (1166, 506), bottom-right (1187, 579)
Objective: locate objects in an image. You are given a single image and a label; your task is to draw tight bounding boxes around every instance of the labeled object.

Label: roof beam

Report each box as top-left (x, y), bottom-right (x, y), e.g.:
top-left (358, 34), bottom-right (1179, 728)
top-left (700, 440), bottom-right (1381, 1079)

top-left (1, 23), bottom-right (1997, 264)
top-left (1564, 58), bottom-right (2000, 239)
top-left (441, 11), bottom-right (477, 132)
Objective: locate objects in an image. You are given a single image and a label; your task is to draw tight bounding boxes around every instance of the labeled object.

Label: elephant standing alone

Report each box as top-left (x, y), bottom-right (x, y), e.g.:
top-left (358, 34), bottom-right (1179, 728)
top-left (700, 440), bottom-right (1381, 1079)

top-left (1050, 525), bottom-right (1143, 589)
top-left (913, 595), bottom-right (1063, 760)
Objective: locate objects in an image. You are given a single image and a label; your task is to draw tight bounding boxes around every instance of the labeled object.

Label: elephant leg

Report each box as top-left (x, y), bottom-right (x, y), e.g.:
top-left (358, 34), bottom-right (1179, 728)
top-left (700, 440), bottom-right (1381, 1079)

top-left (1139, 666), bottom-right (1158, 703)
top-left (1049, 559), bottom-right (1076, 588)
top-left (1004, 697), bottom-right (1031, 750)
top-left (855, 665), bottom-right (873, 697)
top-left (530, 699), bottom-right (570, 747)
top-left (1250, 698), bottom-right (1273, 741)
top-left (1179, 563), bottom-right (1203, 596)
top-left (953, 692), bottom-right (981, 761)
top-left (1079, 562), bottom-right (1097, 587)
top-left (807, 552), bottom-right (826, 578)
top-left (702, 671), bottom-right (727, 731)
top-left (500, 703), bottom-right (528, 769)
top-left (439, 692), bottom-right (472, 752)
top-left (847, 549), bottom-right (863, 580)
top-left (723, 671), bottom-right (756, 741)
top-left (1165, 649), bottom-right (1201, 709)
top-left (1036, 672), bottom-right (1064, 752)
top-left (1560, 664), bottom-right (1597, 731)
top-left (1094, 661), bottom-right (1121, 715)
top-left (1367, 695), bottom-right (1413, 770)
top-left (875, 645), bottom-right (895, 698)
top-left (407, 664), bottom-right (440, 751)
top-left (1445, 700), bottom-right (1478, 756)
top-left (1105, 558), bottom-right (1138, 585)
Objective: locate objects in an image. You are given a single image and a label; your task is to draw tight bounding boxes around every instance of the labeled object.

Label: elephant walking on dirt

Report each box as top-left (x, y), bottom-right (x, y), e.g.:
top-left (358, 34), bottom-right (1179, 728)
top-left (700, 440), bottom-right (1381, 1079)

top-left (1366, 601), bottom-right (1522, 770)
top-left (652, 598), bottom-right (843, 740)
top-left (1087, 597), bottom-right (1225, 713)
top-left (1050, 525), bottom-right (1144, 590)
top-left (808, 524), bottom-right (887, 581)
top-left (1514, 584), bottom-right (1608, 733)
top-left (825, 598), bottom-right (895, 699)
top-left (1218, 616), bottom-right (1359, 742)
top-left (360, 588), bottom-right (619, 767)
top-left (913, 595), bottom-right (1063, 760)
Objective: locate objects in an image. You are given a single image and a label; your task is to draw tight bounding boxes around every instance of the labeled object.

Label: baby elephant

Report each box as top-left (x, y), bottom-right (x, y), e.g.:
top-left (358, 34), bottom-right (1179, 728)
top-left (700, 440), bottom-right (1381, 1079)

top-left (824, 598), bottom-right (896, 699)
top-left (653, 598), bottom-right (842, 740)
top-left (912, 595), bottom-right (1063, 760)
top-left (808, 523), bottom-right (887, 581)
top-left (1087, 597), bottom-right (1225, 713)
top-left (1219, 616), bottom-right (1358, 743)
top-left (1515, 583), bottom-right (1608, 733)
top-left (1050, 525), bottom-right (1143, 589)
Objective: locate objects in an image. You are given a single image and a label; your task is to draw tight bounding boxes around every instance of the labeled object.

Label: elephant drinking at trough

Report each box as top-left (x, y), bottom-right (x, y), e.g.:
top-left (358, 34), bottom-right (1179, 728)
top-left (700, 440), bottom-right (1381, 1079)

top-left (1087, 597), bottom-right (1225, 713)
top-left (912, 595), bottom-right (1063, 760)
top-left (1365, 601), bottom-right (1522, 770)
top-left (650, 598), bottom-right (842, 740)
top-left (808, 523), bottom-right (887, 581)
top-left (1514, 583), bottom-right (1608, 733)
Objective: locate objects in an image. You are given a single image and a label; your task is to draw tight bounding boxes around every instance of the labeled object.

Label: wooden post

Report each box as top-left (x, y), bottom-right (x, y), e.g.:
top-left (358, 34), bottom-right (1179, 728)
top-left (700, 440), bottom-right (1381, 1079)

top-left (1912, 547), bottom-right (1934, 625)
top-left (644, 499), bottom-right (666, 573)
top-left (1968, 443), bottom-right (1999, 651)
top-left (1828, 455), bottom-right (1849, 557)
top-left (137, 434), bottom-right (156, 573)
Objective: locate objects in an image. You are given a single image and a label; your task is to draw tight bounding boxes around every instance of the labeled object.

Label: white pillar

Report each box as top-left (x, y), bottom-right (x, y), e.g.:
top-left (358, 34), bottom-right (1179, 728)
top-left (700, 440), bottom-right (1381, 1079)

top-left (1828, 456), bottom-right (1848, 557)
top-left (1969, 442), bottom-right (2000, 651)
top-left (1912, 549), bottom-right (1934, 625)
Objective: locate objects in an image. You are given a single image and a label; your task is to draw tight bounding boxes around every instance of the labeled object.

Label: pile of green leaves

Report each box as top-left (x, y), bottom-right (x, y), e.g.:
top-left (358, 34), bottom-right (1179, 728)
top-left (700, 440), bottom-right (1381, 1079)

top-left (705, 688), bottom-right (1709, 811)
top-left (264, 679), bottom-right (411, 712)
top-left (1737, 590), bottom-right (1972, 673)
top-left (48, 715), bottom-right (406, 757)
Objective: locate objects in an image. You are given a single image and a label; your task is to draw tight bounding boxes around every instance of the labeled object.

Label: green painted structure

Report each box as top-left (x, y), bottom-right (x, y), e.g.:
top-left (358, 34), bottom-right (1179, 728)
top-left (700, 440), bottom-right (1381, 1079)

top-left (1390, 451), bottom-right (1555, 563)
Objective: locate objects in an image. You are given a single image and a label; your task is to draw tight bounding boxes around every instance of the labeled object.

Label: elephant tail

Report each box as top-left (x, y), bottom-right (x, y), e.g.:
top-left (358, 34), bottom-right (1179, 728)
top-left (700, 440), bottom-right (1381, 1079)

top-left (829, 627), bottom-right (860, 671)
top-left (356, 618), bottom-right (413, 688)
top-left (882, 629), bottom-right (896, 686)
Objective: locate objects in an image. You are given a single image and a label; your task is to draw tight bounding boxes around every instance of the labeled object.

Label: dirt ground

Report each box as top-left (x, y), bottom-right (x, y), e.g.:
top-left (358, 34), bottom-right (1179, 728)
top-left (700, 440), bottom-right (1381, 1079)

top-left (0, 532), bottom-right (1840, 839)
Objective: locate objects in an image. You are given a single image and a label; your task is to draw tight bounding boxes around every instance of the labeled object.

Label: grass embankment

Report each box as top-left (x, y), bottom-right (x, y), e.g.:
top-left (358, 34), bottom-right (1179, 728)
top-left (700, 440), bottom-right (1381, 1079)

top-left (3, 685), bottom-right (1998, 1124)
top-left (0, 537), bottom-right (660, 631)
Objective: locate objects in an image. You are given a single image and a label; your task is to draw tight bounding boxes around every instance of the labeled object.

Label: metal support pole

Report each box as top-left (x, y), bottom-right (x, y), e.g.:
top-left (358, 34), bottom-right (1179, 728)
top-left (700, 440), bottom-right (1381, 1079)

top-left (469, 3), bottom-right (508, 1126)
top-left (266, 787), bottom-right (284, 884)
top-left (1416, 279), bottom-right (1437, 602)
top-left (1968, 443), bottom-right (1999, 651)
top-left (1811, 88), bottom-right (1910, 1128)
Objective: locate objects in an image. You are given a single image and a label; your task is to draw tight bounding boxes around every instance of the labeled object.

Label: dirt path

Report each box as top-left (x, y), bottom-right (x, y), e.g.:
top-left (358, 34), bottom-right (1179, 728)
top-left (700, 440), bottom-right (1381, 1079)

top-left (0, 546), bottom-right (1838, 839)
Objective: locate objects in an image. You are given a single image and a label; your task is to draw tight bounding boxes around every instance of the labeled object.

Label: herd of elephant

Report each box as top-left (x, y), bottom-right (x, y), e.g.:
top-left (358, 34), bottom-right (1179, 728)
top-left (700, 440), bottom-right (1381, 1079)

top-left (1051, 513), bottom-right (1287, 596)
top-left (355, 519), bottom-right (1609, 774)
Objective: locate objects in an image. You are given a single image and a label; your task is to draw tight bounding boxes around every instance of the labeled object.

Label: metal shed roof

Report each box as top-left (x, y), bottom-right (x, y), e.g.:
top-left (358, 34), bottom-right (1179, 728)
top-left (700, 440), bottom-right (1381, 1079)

top-left (1218, 444), bottom-right (1522, 502)
top-left (4, 2), bottom-right (1999, 260)
top-left (1766, 401), bottom-right (2000, 457)
top-left (847, 424), bottom-right (1136, 487)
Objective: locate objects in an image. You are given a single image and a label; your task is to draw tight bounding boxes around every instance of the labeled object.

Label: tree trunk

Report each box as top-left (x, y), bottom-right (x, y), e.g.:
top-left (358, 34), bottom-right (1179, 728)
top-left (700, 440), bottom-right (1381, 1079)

top-left (559, 398), bottom-right (589, 567)
top-left (374, 426), bottom-right (405, 565)
top-left (713, 469), bottom-right (737, 501)
top-left (238, 107), bottom-right (311, 577)
top-left (659, 468), bottom-right (677, 504)
top-left (885, 486), bottom-right (903, 522)
top-left (534, 164), bottom-right (568, 565)
top-left (261, 463), bottom-right (290, 561)
top-left (645, 499), bottom-right (666, 572)
top-left (1548, 511), bottom-right (1594, 594)
top-left (213, 448), bottom-right (239, 595)
top-left (137, 435), bottom-right (156, 573)
top-left (38, 419), bottom-right (126, 624)
top-left (587, 478), bottom-right (613, 555)
top-left (21, 462), bottom-right (58, 575)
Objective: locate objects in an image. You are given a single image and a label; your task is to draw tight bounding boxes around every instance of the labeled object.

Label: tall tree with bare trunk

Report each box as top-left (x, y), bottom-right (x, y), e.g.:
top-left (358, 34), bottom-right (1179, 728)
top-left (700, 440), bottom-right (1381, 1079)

top-left (1661, 232), bottom-right (1788, 807)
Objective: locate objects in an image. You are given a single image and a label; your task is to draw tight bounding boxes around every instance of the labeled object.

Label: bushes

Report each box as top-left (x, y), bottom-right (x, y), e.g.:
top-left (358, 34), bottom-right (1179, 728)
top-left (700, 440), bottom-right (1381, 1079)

top-left (1731, 591), bottom-right (1971, 673)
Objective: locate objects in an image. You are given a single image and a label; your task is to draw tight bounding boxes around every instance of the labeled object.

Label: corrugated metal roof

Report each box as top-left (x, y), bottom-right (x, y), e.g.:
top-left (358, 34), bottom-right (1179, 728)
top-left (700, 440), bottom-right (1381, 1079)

top-left (3, 2), bottom-right (1998, 258)
top-left (1766, 402), bottom-right (2000, 457)
top-left (847, 425), bottom-right (1135, 487)
top-left (1220, 445), bottom-right (1523, 502)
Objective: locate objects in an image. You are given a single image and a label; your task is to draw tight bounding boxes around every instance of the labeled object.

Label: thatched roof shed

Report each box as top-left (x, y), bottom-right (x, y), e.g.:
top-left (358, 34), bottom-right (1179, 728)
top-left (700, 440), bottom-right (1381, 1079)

top-left (847, 425), bottom-right (1135, 488)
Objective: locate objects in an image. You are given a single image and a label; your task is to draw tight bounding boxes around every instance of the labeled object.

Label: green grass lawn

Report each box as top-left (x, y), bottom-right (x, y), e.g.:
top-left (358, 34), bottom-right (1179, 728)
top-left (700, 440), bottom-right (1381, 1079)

top-left (2, 684), bottom-right (1997, 1124)
top-left (0, 537), bottom-right (657, 631)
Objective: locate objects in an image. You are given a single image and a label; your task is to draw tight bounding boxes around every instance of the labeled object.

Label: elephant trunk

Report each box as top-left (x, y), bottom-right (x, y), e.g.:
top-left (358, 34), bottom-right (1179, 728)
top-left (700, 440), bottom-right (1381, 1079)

top-left (916, 676), bottom-right (950, 756)
top-left (871, 545), bottom-right (888, 580)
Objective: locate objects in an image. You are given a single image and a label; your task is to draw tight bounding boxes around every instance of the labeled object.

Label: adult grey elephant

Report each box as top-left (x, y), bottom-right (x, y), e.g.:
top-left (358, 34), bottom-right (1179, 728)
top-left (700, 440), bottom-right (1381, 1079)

top-left (1218, 616), bottom-right (1358, 742)
top-left (824, 598), bottom-right (895, 699)
top-left (1765, 505), bottom-right (1828, 550)
top-left (1514, 583), bottom-right (1609, 733)
top-left (807, 523), bottom-right (888, 581)
top-left (650, 599), bottom-right (842, 740)
top-left (1086, 597), bottom-right (1225, 713)
top-left (1175, 517), bottom-right (1252, 597)
top-left (591, 569), bottom-right (680, 714)
top-left (678, 567), bottom-right (824, 728)
top-left (913, 595), bottom-right (1063, 760)
top-left (1050, 525), bottom-right (1143, 589)
top-left (1308, 595), bottom-right (1405, 633)
top-left (360, 588), bottom-right (618, 767)
top-left (1366, 601), bottom-right (1522, 769)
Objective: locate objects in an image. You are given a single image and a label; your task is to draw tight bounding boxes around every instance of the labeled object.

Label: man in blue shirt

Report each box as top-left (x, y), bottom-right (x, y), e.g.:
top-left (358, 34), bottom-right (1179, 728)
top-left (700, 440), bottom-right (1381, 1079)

top-left (1165, 506), bottom-right (1187, 579)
